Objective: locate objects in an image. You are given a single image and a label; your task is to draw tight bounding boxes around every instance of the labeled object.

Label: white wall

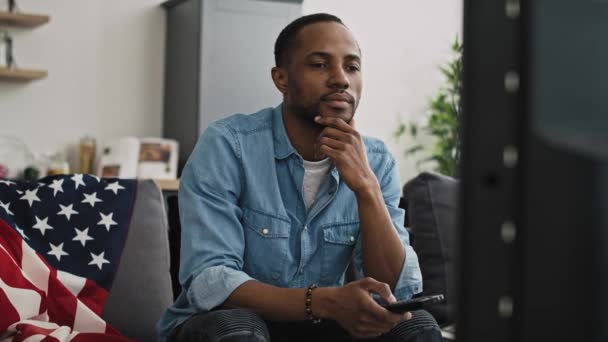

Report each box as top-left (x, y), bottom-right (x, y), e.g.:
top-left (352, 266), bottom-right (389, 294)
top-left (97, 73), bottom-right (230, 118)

top-left (0, 0), bottom-right (165, 172)
top-left (0, 0), bottom-right (462, 182)
top-left (303, 0), bottom-right (463, 182)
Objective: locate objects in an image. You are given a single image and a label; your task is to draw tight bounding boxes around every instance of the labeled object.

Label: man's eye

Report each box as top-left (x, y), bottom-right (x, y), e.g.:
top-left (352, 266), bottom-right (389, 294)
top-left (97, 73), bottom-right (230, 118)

top-left (310, 62), bottom-right (327, 69)
top-left (347, 64), bottom-right (361, 72)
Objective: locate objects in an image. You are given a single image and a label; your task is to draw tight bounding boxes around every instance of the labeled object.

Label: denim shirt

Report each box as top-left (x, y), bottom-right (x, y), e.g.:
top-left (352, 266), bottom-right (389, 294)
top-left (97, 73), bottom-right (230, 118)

top-left (157, 105), bottom-right (422, 340)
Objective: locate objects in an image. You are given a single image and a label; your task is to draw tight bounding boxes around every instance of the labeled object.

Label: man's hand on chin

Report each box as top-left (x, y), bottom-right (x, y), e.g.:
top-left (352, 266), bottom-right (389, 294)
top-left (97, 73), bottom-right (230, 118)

top-left (314, 115), bottom-right (379, 195)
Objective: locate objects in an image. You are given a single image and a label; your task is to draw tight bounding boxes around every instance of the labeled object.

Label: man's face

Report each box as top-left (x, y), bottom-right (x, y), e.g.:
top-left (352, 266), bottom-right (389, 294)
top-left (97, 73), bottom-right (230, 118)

top-left (281, 21), bottom-right (362, 123)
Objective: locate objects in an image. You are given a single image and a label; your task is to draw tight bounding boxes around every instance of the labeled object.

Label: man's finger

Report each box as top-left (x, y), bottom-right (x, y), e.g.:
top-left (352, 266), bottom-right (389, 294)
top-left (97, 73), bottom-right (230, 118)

top-left (349, 117), bottom-right (357, 130)
top-left (363, 278), bottom-right (396, 304)
top-left (318, 127), bottom-right (351, 141)
top-left (315, 116), bottom-right (354, 132)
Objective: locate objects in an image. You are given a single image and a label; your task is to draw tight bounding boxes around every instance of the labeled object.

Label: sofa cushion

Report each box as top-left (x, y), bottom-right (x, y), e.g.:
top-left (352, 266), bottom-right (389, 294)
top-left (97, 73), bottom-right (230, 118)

top-left (103, 179), bottom-right (173, 341)
top-left (402, 172), bottom-right (458, 325)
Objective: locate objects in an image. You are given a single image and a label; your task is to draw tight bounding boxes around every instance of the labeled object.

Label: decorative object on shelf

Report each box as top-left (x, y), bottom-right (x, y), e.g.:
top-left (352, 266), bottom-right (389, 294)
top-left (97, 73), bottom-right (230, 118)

top-left (46, 152), bottom-right (70, 176)
top-left (96, 137), bottom-right (179, 180)
top-left (394, 37), bottom-right (463, 178)
top-left (97, 137), bottom-right (140, 178)
top-left (0, 30), bottom-right (16, 68)
top-left (79, 135), bottom-right (96, 174)
top-left (137, 138), bottom-right (179, 180)
top-left (0, 31), bottom-right (5, 67)
top-left (22, 166), bottom-right (39, 181)
top-left (8, 0), bottom-right (18, 13)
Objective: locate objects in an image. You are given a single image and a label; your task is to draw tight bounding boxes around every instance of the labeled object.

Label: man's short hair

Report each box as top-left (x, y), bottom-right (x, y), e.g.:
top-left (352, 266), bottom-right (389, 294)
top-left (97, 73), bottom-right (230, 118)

top-left (274, 13), bottom-right (344, 67)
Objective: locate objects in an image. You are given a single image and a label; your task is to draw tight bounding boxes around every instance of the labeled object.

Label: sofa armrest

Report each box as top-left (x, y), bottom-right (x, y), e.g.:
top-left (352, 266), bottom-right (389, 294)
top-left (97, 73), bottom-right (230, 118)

top-left (103, 179), bottom-right (173, 341)
top-left (402, 172), bottom-right (458, 326)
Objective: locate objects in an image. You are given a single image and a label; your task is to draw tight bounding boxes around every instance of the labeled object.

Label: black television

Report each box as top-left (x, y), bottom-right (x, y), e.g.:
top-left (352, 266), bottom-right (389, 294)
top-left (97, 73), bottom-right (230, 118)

top-left (458, 0), bottom-right (608, 341)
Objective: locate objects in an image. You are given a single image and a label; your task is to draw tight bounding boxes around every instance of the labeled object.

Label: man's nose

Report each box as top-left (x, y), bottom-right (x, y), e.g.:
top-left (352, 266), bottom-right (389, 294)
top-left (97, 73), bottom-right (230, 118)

top-left (328, 66), bottom-right (349, 90)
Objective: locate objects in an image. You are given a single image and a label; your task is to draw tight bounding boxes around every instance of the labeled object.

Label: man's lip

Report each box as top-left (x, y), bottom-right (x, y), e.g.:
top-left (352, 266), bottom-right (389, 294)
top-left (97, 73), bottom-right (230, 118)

top-left (322, 93), bottom-right (354, 103)
top-left (322, 100), bottom-right (351, 109)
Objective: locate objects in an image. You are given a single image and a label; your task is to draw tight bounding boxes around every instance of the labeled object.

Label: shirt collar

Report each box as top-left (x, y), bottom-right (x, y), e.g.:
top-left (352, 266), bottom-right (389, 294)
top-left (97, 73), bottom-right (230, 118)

top-left (272, 103), bottom-right (341, 186)
top-left (272, 103), bottom-right (298, 160)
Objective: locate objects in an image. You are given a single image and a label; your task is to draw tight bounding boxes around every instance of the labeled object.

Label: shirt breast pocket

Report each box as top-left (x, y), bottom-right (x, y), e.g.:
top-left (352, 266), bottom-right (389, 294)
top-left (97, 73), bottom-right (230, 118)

top-left (321, 222), bottom-right (359, 285)
top-left (242, 208), bottom-right (291, 283)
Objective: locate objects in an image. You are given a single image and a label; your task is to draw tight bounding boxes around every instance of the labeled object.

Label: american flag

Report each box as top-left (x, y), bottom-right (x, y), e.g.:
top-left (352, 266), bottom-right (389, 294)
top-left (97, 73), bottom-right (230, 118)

top-left (0, 174), bottom-right (137, 341)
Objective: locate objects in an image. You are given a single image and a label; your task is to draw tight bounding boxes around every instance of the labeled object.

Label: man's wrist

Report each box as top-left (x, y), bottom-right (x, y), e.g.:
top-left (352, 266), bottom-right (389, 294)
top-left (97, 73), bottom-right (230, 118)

top-left (353, 178), bottom-right (381, 201)
top-left (312, 287), bottom-right (336, 320)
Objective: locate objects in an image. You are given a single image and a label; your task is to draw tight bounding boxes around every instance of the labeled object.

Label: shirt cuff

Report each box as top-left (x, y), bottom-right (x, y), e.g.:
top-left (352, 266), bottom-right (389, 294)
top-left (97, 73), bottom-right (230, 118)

top-left (187, 265), bottom-right (254, 311)
top-left (393, 244), bottom-right (423, 300)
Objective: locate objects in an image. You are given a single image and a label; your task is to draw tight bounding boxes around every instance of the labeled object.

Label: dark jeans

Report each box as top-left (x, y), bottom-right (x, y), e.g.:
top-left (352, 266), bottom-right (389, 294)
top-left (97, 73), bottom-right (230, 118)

top-left (170, 308), bottom-right (442, 342)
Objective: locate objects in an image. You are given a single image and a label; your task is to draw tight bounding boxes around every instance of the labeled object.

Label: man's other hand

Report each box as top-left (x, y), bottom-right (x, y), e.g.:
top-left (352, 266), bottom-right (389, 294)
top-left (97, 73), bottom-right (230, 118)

top-left (314, 277), bottom-right (412, 338)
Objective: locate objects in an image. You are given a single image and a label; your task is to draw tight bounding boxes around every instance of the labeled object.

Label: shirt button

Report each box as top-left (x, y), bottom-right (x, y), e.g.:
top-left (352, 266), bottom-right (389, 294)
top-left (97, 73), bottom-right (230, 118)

top-left (304, 225), bottom-right (308, 231)
top-left (262, 228), bottom-right (269, 235)
top-left (350, 236), bottom-right (355, 242)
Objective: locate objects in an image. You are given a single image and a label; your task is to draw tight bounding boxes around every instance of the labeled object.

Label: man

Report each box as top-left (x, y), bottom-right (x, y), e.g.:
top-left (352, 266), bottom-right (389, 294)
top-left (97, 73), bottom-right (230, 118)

top-left (158, 13), bottom-right (441, 342)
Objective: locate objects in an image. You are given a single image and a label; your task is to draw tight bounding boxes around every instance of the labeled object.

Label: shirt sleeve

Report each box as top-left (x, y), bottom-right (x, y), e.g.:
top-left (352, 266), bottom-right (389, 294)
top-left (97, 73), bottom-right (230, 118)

top-left (177, 123), bottom-right (254, 311)
top-left (351, 155), bottom-right (423, 301)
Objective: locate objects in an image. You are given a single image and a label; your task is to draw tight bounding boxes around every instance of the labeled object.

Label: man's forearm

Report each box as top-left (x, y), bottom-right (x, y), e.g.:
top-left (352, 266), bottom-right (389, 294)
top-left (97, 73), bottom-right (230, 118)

top-left (356, 182), bottom-right (406, 289)
top-left (223, 280), bottom-right (335, 321)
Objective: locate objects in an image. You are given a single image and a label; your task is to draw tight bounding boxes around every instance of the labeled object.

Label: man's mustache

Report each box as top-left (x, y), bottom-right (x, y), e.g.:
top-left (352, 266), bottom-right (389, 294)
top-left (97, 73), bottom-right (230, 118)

top-left (320, 91), bottom-right (355, 103)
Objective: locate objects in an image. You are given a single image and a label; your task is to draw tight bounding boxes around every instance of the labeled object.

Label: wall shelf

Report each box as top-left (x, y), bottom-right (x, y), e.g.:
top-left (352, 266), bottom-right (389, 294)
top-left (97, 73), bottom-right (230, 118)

top-left (0, 11), bottom-right (50, 28)
top-left (0, 67), bottom-right (47, 81)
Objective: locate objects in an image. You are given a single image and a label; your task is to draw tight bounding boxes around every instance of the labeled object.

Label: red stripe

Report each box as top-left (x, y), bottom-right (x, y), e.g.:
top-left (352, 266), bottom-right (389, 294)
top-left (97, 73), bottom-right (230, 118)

top-left (77, 279), bottom-right (108, 316)
top-left (0, 219), bottom-right (23, 268)
top-left (0, 241), bottom-right (46, 295)
top-left (12, 323), bottom-right (57, 342)
top-left (0, 288), bottom-right (21, 331)
top-left (46, 268), bottom-right (78, 328)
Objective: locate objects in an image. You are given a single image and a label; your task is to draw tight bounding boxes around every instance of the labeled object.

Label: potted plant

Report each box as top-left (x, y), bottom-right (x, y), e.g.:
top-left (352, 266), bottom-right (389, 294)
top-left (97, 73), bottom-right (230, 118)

top-left (394, 38), bottom-right (463, 177)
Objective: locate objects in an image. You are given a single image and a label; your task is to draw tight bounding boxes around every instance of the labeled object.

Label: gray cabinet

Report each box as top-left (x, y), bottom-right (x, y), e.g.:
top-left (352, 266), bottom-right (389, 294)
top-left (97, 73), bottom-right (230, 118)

top-left (162, 0), bottom-right (302, 172)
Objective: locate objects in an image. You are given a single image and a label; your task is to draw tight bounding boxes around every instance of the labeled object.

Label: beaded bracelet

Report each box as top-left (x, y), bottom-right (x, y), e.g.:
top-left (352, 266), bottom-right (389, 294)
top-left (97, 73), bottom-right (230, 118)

top-left (305, 283), bottom-right (322, 324)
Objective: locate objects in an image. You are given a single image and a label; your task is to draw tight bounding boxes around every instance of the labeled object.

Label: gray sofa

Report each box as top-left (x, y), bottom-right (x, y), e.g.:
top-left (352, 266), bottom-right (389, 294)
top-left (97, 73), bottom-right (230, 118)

top-left (100, 174), bottom-right (459, 341)
top-left (102, 180), bottom-right (174, 342)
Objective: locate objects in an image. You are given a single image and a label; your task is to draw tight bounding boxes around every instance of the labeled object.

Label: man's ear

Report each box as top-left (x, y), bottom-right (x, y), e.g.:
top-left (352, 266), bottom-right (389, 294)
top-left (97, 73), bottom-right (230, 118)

top-left (271, 66), bottom-right (288, 95)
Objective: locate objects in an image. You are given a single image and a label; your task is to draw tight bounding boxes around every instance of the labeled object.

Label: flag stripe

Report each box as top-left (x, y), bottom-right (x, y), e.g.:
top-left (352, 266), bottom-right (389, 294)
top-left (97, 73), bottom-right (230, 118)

top-left (0, 286), bottom-right (21, 331)
top-left (21, 240), bottom-right (51, 294)
top-left (57, 271), bottom-right (86, 297)
top-left (0, 276), bottom-right (41, 322)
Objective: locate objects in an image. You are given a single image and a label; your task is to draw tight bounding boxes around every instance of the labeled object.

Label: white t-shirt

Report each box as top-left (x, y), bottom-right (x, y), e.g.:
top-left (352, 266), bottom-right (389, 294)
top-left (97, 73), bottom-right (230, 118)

top-left (302, 158), bottom-right (332, 209)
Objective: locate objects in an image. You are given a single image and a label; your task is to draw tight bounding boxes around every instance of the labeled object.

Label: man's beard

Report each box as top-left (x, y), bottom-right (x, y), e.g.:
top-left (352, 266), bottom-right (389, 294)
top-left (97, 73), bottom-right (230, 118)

top-left (291, 101), bottom-right (322, 124)
top-left (290, 99), bottom-right (356, 125)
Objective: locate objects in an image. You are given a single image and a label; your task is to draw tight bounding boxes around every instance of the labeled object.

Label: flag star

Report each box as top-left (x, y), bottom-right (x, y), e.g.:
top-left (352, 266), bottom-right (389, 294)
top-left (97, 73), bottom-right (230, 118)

top-left (37, 182), bottom-right (46, 188)
top-left (0, 201), bottom-right (13, 216)
top-left (57, 204), bottom-right (79, 221)
top-left (81, 192), bottom-right (103, 207)
top-left (88, 251), bottom-right (110, 270)
top-left (48, 179), bottom-right (65, 197)
top-left (33, 216), bottom-right (54, 236)
top-left (104, 181), bottom-right (125, 195)
top-left (20, 188), bottom-right (41, 207)
top-left (71, 174), bottom-right (86, 190)
top-left (0, 179), bottom-right (16, 186)
top-left (16, 190), bottom-right (23, 195)
top-left (47, 242), bottom-right (69, 262)
top-left (90, 175), bottom-right (100, 182)
top-left (97, 212), bottom-right (117, 231)
top-left (73, 227), bottom-right (94, 247)
top-left (15, 224), bottom-right (28, 240)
